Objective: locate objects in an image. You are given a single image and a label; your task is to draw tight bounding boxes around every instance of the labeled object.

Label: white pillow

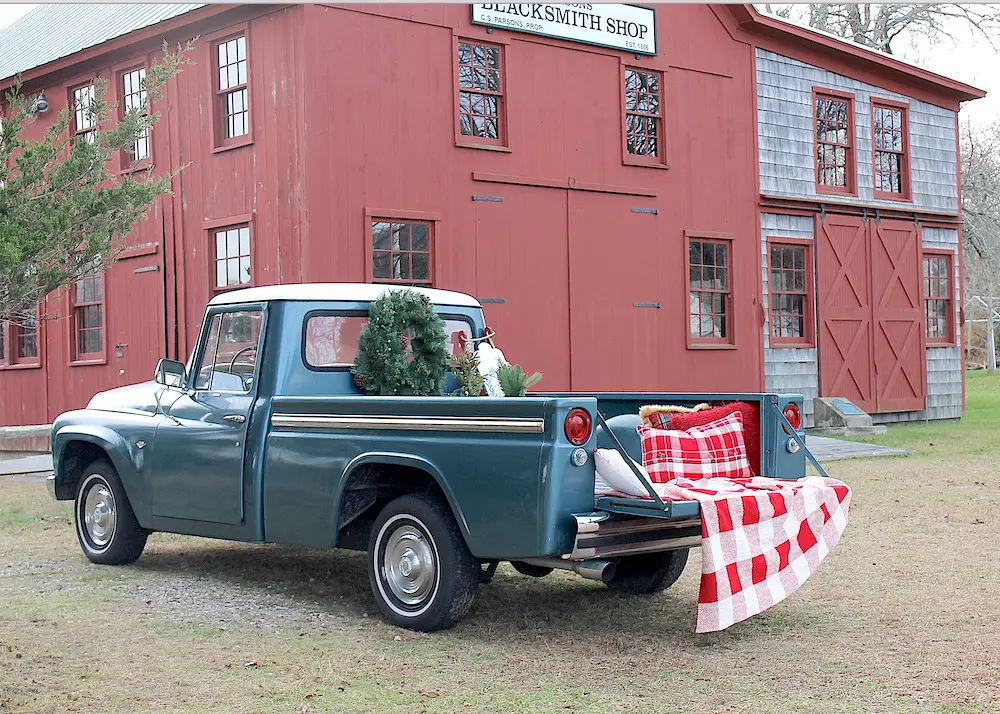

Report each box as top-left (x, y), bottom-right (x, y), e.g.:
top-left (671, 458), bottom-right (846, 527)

top-left (593, 448), bottom-right (654, 498)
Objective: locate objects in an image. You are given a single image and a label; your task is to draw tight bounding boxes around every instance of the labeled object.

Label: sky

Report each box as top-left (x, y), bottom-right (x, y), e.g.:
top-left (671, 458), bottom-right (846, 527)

top-left (0, 2), bottom-right (995, 125)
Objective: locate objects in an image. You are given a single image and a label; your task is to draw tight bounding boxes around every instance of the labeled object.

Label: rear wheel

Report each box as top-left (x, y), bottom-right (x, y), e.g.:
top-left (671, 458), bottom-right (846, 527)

top-left (604, 549), bottom-right (689, 594)
top-left (74, 460), bottom-right (148, 565)
top-left (367, 494), bottom-right (479, 632)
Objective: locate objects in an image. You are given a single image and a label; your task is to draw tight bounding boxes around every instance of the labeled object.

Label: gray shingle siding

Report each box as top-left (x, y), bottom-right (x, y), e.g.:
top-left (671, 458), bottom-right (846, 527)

top-left (757, 49), bottom-right (959, 214)
top-left (919, 227), bottom-right (963, 422)
top-left (760, 213), bottom-right (819, 426)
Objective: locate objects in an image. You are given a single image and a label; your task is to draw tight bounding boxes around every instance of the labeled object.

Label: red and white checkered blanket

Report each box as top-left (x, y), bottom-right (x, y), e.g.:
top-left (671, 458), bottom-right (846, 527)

top-left (602, 475), bottom-right (852, 632)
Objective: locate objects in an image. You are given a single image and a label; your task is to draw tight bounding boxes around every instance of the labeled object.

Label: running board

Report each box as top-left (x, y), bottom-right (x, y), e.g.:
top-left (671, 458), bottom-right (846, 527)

top-left (570, 512), bottom-right (702, 560)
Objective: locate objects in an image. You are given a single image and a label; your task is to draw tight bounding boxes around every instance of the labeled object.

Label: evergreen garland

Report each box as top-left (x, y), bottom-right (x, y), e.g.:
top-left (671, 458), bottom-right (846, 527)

top-left (352, 289), bottom-right (448, 396)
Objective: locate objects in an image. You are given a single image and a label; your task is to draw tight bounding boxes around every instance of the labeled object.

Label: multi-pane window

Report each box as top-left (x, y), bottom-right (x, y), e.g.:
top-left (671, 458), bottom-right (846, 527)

top-left (769, 242), bottom-right (812, 344)
top-left (16, 311), bottom-right (38, 361)
top-left (457, 41), bottom-right (503, 143)
top-left (372, 220), bottom-right (432, 285)
top-left (71, 83), bottom-right (96, 143)
top-left (73, 269), bottom-right (104, 358)
top-left (121, 66), bottom-right (149, 163)
top-left (214, 225), bottom-right (252, 290)
top-left (815, 93), bottom-right (854, 192)
top-left (923, 253), bottom-right (953, 343)
top-left (216, 35), bottom-right (249, 142)
top-left (688, 238), bottom-right (731, 342)
top-left (873, 103), bottom-right (908, 197)
top-left (624, 68), bottom-right (662, 160)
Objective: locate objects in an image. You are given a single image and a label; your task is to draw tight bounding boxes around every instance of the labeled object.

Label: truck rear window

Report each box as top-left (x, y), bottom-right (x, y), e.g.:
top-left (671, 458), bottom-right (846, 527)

top-left (304, 314), bottom-right (473, 369)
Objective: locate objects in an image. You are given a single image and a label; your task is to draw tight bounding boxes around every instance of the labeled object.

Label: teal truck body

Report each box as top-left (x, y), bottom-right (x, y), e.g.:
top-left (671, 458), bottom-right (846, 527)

top-left (49, 284), bottom-right (810, 631)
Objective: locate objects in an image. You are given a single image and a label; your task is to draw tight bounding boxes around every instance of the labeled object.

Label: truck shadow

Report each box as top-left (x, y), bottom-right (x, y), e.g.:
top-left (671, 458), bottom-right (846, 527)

top-left (132, 539), bottom-right (819, 645)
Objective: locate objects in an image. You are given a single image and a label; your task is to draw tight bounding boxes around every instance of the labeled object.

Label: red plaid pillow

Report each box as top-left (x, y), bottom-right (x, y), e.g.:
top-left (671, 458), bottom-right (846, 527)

top-left (637, 412), bottom-right (753, 483)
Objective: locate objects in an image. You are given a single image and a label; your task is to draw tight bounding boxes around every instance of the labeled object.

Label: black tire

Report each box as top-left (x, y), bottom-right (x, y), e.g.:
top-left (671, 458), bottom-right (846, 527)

top-left (510, 561), bottom-right (554, 578)
top-left (367, 494), bottom-right (479, 632)
top-left (74, 459), bottom-right (148, 565)
top-left (604, 549), bottom-right (690, 594)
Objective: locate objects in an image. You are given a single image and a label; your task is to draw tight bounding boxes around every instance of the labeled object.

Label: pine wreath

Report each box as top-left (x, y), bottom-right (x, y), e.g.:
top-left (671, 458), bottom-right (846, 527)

top-left (352, 288), bottom-right (448, 396)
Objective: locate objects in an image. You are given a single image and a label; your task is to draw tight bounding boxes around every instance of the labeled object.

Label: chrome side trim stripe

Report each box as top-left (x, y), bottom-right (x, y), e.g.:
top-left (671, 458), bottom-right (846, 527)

top-left (271, 413), bottom-right (545, 434)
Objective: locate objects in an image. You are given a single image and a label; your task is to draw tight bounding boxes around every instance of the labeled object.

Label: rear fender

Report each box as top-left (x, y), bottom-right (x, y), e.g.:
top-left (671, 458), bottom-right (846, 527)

top-left (334, 452), bottom-right (471, 547)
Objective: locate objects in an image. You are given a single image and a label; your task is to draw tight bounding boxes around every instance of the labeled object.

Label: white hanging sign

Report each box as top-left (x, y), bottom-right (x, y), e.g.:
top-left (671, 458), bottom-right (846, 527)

top-left (471, 4), bottom-right (657, 56)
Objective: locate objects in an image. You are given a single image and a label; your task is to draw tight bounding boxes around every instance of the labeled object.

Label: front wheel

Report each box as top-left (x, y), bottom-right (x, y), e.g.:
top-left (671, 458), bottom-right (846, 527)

top-left (74, 460), bottom-right (148, 565)
top-left (367, 494), bottom-right (479, 632)
top-left (604, 549), bottom-right (690, 594)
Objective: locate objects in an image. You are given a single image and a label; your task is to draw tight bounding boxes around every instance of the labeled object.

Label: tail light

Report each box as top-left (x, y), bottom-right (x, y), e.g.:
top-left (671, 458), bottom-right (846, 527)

top-left (782, 403), bottom-right (802, 432)
top-left (564, 408), bottom-right (592, 446)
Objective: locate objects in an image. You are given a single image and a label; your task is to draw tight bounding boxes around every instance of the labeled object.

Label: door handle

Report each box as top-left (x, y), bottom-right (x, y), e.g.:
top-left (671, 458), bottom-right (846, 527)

top-left (223, 414), bottom-right (246, 424)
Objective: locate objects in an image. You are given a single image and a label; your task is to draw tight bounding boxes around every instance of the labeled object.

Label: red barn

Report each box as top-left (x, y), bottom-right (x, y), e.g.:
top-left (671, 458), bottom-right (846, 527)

top-left (0, 3), bottom-right (984, 428)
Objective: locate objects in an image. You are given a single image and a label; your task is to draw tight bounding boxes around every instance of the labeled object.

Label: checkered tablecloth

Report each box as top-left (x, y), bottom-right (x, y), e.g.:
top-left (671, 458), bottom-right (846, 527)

top-left (640, 475), bottom-right (852, 632)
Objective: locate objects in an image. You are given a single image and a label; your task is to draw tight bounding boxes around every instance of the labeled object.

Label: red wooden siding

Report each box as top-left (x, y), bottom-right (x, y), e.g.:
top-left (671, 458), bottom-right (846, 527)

top-left (0, 2), bottom-right (966, 426)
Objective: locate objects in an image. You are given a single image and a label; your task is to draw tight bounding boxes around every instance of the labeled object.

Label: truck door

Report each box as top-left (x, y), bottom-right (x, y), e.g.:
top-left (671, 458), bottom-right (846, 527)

top-left (150, 307), bottom-right (264, 524)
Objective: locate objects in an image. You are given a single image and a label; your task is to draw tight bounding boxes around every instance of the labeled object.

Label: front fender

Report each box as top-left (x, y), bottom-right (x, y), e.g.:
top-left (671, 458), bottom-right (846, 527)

top-left (334, 452), bottom-right (471, 546)
top-left (51, 415), bottom-right (149, 516)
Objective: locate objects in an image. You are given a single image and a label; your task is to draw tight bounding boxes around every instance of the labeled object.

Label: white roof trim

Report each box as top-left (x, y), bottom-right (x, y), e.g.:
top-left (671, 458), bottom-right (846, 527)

top-left (208, 283), bottom-right (483, 308)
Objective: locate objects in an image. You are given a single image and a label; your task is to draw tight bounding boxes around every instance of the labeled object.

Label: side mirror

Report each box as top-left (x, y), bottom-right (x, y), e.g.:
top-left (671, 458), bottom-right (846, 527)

top-left (154, 358), bottom-right (187, 388)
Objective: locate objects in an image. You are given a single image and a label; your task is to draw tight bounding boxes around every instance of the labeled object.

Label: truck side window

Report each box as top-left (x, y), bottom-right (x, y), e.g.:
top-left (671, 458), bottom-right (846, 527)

top-left (194, 309), bottom-right (263, 391)
top-left (304, 314), bottom-right (474, 370)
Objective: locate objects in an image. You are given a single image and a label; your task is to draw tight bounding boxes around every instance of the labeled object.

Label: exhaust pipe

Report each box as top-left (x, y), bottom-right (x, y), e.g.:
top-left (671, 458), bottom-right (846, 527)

top-left (519, 557), bottom-right (617, 583)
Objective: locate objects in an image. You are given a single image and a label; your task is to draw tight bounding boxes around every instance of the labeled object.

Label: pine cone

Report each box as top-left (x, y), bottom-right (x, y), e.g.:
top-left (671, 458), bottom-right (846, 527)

top-left (353, 373), bottom-right (368, 390)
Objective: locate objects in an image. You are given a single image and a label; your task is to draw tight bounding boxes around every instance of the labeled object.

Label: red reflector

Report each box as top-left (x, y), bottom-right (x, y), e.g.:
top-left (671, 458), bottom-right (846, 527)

top-left (564, 408), bottom-right (592, 446)
top-left (783, 404), bottom-right (802, 432)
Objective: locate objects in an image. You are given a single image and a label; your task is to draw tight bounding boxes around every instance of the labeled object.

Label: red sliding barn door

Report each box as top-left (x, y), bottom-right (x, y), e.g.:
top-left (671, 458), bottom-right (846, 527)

top-left (815, 215), bottom-right (926, 414)
top-left (870, 219), bottom-right (926, 412)
top-left (816, 215), bottom-right (875, 412)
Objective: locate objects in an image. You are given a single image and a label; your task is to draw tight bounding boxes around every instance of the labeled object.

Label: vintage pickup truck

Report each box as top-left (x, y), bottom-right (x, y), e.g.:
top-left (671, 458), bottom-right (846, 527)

top-left (49, 283), bottom-right (812, 631)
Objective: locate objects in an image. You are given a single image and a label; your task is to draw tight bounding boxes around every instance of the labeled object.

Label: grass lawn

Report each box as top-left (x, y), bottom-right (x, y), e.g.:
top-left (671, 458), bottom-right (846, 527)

top-left (2, 378), bottom-right (999, 713)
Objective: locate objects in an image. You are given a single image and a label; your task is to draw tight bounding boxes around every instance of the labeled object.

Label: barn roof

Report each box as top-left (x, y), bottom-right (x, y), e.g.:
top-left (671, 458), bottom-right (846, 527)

top-left (0, 3), bottom-right (202, 83)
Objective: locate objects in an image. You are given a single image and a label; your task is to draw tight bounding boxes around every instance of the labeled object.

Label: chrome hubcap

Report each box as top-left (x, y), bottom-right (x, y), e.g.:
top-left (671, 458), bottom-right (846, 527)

top-left (83, 481), bottom-right (116, 548)
top-left (383, 525), bottom-right (436, 607)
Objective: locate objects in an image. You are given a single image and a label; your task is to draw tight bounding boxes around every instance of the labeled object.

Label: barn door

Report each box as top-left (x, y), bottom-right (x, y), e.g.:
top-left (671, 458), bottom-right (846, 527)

top-left (869, 219), bottom-right (926, 412)
top-left (815, 215), bottom-right (875, 413)
top-left (816, 214), bottom-right (926, 414)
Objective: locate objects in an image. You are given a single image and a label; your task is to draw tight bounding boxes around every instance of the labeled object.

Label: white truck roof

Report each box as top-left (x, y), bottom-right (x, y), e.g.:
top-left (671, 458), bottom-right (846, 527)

top-left (207, 283), bottom-right (482, 309)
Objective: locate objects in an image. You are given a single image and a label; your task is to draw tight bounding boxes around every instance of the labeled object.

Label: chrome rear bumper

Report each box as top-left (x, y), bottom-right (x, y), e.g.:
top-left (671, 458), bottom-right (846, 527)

top-left (570, 511), bottom-right (701, 560)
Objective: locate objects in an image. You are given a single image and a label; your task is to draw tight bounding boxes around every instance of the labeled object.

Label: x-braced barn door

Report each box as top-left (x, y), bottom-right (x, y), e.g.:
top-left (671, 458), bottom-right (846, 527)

top-left (816, 214), bottom-right (925, 414)
top-left (816, 215), bottom-right (875, 412)
top-left (869, 218), bottom-right (926, 412)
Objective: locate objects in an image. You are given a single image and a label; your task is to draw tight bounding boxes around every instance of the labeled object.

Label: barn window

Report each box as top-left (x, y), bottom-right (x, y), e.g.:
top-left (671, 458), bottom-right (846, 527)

top-left (814, 91), bottom-right (854, 194)
top-left (72, 267), bottom-right (105, 361)
top-left (457, 40), bottom-right (505, 145)
top-left (623, 68), bottom-right (663, 164)
top-left (15, 310), bottom-right (39, 364)
top-left (769, 241), bottom-right (813, 345)
top-left (923, 252), bottom-right (954, 344)
top-left (120, 66), bottom-right (149, 166)
top-left (371, 220), bottom-right (433, 286)
top-left (872, 102), bottom-right (909, 199)
top-left (213, 224), bottom-right (253, 290)
top-left (70, 82), bottom-right (96, 144)
top-left (688, 237), bottom-right (732, 344)
top-left (215, 34), bottom-right (249, 145)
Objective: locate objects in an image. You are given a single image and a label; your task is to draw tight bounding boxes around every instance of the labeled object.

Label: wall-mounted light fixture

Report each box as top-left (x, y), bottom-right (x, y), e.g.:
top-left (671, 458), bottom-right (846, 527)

top-left (31, 91), bottom-right (48, 113)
